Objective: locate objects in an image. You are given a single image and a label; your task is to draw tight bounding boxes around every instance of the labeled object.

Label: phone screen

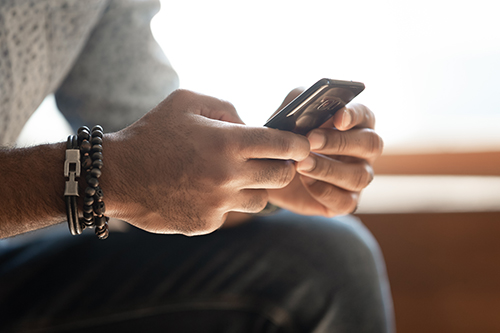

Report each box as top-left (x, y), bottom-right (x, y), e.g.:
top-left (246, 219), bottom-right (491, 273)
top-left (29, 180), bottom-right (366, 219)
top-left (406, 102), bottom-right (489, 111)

top-left (264, 79), bottom-right (364, 135)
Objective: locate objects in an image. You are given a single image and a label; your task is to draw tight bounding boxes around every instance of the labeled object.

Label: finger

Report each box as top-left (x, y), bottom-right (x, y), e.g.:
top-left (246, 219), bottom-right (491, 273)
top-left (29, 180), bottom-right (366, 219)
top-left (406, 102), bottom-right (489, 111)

top-left (306, 128), bottom-right (383, 163)
top-left (321, 103), bottom-right (376, 131)
top-left (244, 159), bottom-right (296, 189)
top-left (300, 175), bottom-right (359, 216)
top-left (170, 89), bottom-right (246, 124)
top-left (231, 189), bottom-right (269, 214)
top-left (237, 126), bottom-right (310, 162)
top-left (296, 153), bottom-right (374, 192)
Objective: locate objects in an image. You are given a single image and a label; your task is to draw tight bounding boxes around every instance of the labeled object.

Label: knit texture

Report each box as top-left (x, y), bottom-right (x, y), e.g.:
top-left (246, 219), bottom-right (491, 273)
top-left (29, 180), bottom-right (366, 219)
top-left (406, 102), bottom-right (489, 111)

top-left (0, 0), bottom-right (178, 146)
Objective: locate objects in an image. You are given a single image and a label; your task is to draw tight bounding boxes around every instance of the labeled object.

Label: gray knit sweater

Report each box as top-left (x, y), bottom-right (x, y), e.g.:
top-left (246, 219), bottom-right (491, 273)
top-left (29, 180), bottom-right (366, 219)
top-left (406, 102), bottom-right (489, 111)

top-left (0, 0), bottom-right (178, 146)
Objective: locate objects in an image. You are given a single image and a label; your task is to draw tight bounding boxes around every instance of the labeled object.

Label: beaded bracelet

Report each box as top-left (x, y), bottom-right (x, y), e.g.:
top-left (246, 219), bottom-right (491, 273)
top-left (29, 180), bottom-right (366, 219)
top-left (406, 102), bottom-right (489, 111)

top-left (85, 126), bottom-right (109, 240)
top-left (64, 125), bottom-right (109, 239)
top-left (77, 126), bottom-right (93, 229)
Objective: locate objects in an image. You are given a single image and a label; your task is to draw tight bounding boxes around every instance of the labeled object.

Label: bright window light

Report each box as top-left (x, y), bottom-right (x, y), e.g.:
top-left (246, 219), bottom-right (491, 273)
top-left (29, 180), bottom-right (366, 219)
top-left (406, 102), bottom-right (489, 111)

top-left (152, 0), bottom-right (500, 153)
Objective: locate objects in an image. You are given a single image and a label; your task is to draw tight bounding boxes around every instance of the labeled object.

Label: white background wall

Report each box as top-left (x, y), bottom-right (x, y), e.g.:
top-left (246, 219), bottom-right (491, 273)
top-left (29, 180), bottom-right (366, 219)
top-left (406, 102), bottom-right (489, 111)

top-left (152, 0), bottom-right (500, 153)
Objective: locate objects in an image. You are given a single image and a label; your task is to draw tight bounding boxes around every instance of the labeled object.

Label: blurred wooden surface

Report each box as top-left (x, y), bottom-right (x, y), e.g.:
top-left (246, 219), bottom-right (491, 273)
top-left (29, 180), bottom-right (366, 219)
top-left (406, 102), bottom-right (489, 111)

top-left (358, 212), bottom-right (500, 333)
top-left (374, 151), bottom-right (500, 176)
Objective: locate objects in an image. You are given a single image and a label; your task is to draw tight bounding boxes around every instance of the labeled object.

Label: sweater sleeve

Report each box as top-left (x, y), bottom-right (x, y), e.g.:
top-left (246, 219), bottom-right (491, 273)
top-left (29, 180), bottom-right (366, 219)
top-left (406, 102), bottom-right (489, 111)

top-left (55, 0), bottom-right (179, 133)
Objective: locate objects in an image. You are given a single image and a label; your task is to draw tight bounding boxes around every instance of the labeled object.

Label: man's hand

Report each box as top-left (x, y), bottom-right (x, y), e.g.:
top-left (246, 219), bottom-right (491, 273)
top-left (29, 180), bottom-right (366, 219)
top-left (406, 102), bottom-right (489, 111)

top-left (102, 90), bottom-right (310, 235)
top-left (268, 90), bottom-right (383, 217)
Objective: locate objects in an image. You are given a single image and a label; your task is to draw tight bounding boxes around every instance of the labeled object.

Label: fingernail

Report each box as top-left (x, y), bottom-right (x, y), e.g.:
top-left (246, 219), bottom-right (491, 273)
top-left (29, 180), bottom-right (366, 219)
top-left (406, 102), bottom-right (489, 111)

top-left (297, 155), bottom-right (316, 172)
top-left (341, 109), bottom-right (352, 129)
top-left (308, 131), bottom-right (325, 150)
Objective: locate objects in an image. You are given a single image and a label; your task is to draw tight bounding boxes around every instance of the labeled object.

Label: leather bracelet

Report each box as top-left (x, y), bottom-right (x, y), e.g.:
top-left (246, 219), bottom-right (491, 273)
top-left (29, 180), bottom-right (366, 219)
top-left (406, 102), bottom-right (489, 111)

top-left (64, 135), bottom-right (83, 235)
top-left (64, 126), bottom-right (109, 239)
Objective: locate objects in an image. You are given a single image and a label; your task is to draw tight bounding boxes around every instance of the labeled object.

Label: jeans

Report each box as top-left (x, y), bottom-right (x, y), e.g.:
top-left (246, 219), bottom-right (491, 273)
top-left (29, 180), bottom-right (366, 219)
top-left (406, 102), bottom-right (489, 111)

top-left (0, 211), bottom-right (394, 332)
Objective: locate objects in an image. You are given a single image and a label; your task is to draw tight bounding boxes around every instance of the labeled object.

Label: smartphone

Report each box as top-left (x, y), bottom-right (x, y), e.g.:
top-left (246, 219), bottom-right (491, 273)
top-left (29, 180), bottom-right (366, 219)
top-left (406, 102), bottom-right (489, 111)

top-left (264, 78), bottom-right (365, 135)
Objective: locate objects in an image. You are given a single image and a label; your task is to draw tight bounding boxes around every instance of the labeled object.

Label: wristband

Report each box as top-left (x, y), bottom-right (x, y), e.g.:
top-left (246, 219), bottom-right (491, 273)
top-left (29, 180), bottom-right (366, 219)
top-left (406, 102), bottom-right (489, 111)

top-left (64, 135), bottom-right (83, 235)
top-left (64, 125), bottom-right (109, 239)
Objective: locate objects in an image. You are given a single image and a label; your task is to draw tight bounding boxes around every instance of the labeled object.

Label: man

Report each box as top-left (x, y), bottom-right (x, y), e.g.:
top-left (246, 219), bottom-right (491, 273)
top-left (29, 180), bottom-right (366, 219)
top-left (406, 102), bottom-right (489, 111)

top-left (0, 0), bottom-right (393, 332)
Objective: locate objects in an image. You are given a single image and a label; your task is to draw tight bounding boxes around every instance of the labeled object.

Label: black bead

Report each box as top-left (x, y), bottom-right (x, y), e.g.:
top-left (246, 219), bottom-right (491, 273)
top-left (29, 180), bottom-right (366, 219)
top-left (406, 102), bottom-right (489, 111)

top-left (80, 140), bottom-right (91, 153)
top-left (78, 130), bottom-right (90, 142)
top-left (88, 177), bottom-right (99, 188)
top-left (83, 204), bottom-right (93, 213)
top-left (96, 225), bottom-right (109, 240)
top-left (93, 201), bottom-right (106, 215)
top-left (80, 217), bottom-right (93, 227)
top-left (78, 126), bottom-right (90, 134)
top-left (94, 215), bottom-right (106, 228)
top-left (85, 186), bottom-right (96, 197)
top-left (92, 125), bottom-right (104, 133)
top-left (83, 211), bottom-right (93, 219)
top-left (90, 168), bottom-right (102, 178)
top-left (84, 221), bottom-right (94, 228)
top-left (66, 135), bottom-right (74, 149)
top-left (83, 195), bottom-right (94, 206)
top-left (91, 136), bottom-right (102, 146)
top-left (92, 159), bottom-right (103, 169)
top-left (92, 152), bottom-right (103, 161)
top-left (83, 215), bottom-right (94, 228)
top-left (94, 187), bottom-right (104, 201)
top-left (71, 135), bottom-right (78, 148)
top-left (82, 155), bottom-right (92, 170)
top-left (91, 144), bottom-right (103, 153)
top-left (92, 130), bottom-right (103, 139)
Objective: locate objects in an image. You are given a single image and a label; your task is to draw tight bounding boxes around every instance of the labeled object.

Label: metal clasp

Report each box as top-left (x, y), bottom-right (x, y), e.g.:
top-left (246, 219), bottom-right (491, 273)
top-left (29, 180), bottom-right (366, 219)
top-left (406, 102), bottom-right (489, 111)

top-left (64, 149), bottom-right (81, 196)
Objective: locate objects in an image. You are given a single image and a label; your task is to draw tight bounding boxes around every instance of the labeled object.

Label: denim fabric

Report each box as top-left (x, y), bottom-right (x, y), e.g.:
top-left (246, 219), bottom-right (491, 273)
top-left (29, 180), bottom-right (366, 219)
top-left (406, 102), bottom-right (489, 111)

top-left (0, 211), bottom-right (394, 332)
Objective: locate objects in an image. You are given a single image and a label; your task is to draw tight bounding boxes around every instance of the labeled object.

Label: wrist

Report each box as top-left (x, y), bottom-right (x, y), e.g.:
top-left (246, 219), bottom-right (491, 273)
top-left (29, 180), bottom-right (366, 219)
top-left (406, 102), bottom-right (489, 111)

top-left (97, 131), bottom-right (148, 223)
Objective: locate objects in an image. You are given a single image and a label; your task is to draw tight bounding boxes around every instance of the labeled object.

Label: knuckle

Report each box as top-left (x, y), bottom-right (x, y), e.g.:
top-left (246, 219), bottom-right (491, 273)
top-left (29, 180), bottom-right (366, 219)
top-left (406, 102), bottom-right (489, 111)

top-left (200, 216), bottom-right (225, 235)
top-left (335, 132), bottom-right (349, 154)
top-left (363, 106), bottom-right (375, 124)
top-left (169, 88), bottom-right (191, 101)
top-left (255, 161), bottom-right (295, 188)
top-left (313, 184), bottom-right (356, 215)
top-left (238, 127), bottom-right (266, 152)
top-left (277, 136), bottom-right (294, 158)
top-left (278, 162), bottom-right (296, 187)
top-left (315, 182), bottom-right (336, 201)
top-left (337, 193), bottom-right (358, 215)
top-left (368, 109), bottom-right (376, 126)
top-left (219, 99), bottom-right (237, 113)
top-left (363, 130), bottom-right (384, 158)
top-left (243, 190), bottom-right (269, 213)
top-left (352, 103), bottom-right (375, 126)
top-left (317, 158), bottom-right (336, 179)
top-left (180, 212), bottom-right (223, 236)
top-left (352, 164), bottom-right (373, 191)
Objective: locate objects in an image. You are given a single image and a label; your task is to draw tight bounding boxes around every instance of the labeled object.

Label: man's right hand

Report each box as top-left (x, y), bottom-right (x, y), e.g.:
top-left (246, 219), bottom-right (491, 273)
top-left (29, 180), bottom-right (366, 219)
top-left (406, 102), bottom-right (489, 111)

top-left (102, 90), bottom-right (310, 235)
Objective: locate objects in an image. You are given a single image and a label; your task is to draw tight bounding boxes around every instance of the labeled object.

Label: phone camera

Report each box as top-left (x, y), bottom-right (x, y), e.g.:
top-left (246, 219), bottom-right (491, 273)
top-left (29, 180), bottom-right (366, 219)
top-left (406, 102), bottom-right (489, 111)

top-left (317, 100), bottom-right (333, 111)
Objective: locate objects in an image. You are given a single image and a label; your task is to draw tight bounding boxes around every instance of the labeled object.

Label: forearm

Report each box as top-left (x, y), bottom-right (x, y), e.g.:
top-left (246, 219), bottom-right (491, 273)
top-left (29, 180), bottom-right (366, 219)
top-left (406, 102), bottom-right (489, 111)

top-left (0, 143), bottom-right (67, 238)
